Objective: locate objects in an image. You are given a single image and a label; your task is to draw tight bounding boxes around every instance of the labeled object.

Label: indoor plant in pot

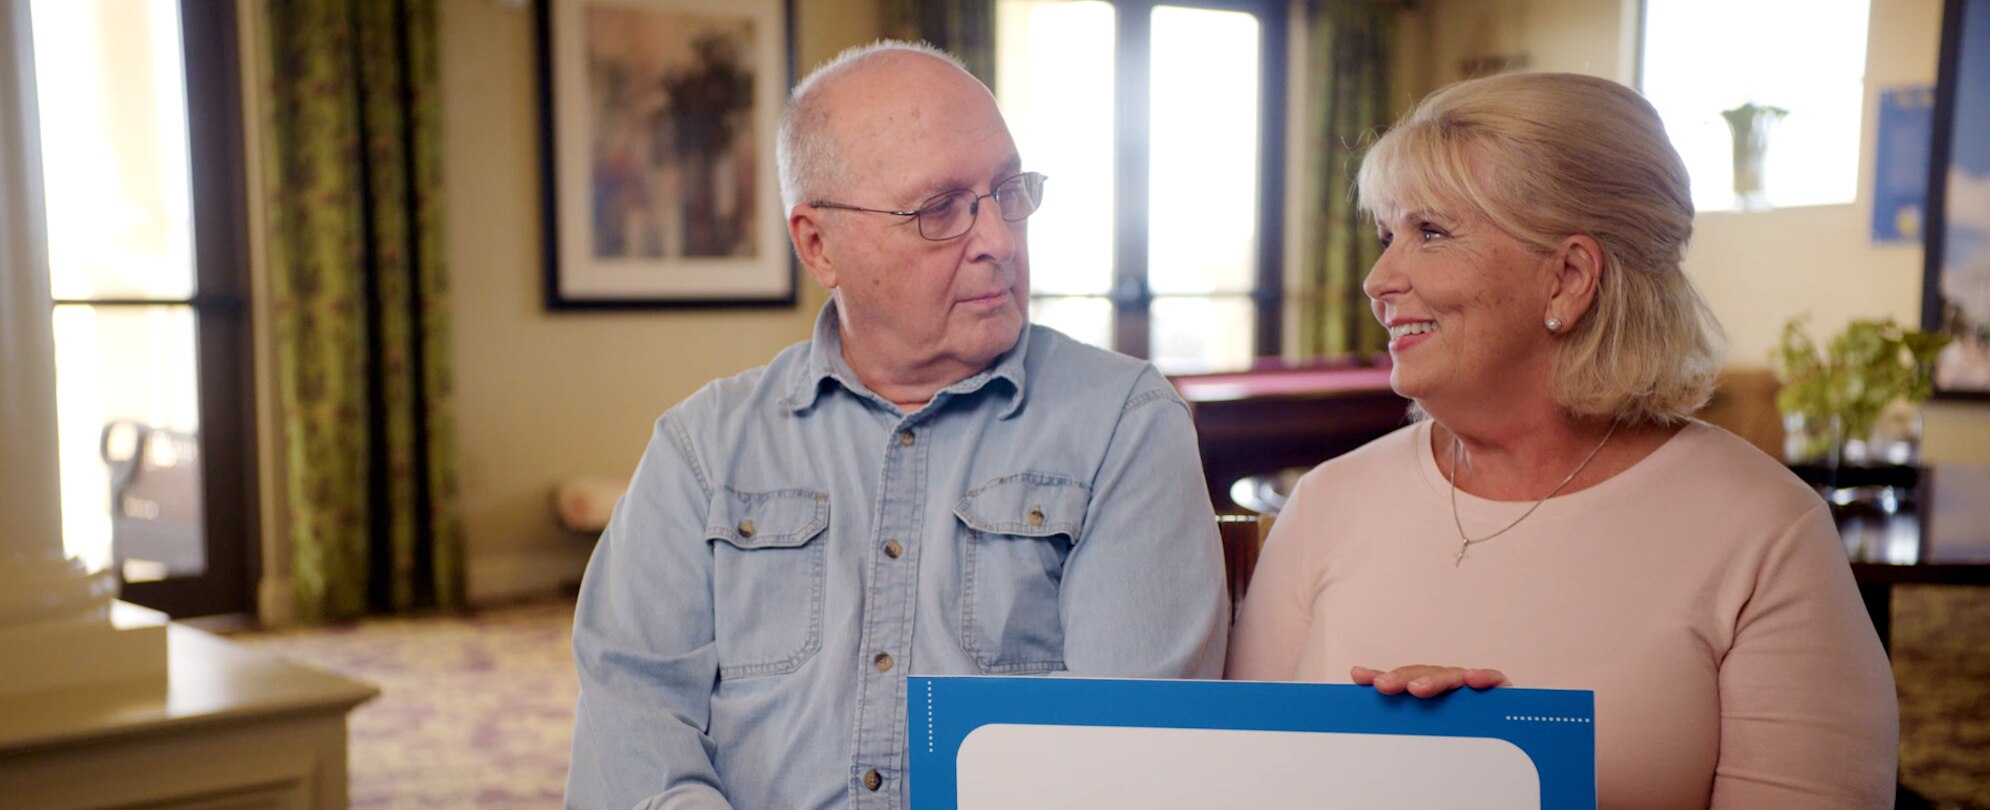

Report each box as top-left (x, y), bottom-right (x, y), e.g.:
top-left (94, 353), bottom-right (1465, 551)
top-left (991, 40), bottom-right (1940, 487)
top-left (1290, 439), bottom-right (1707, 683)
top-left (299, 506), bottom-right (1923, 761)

top-left (1772, 315), bottom-right (1949, 467)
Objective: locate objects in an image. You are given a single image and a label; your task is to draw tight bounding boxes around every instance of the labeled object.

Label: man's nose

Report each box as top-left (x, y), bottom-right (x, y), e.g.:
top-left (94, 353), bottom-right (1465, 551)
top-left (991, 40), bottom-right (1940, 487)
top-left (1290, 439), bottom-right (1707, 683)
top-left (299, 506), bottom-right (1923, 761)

top-left (964, 198), bottom-right (1019, 264)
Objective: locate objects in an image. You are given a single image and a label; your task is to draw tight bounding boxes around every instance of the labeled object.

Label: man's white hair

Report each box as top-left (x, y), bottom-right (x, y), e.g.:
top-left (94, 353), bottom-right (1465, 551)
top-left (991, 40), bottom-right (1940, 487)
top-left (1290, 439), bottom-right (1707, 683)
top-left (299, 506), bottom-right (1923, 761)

top-left (776, 40), bottom-right (971, 212)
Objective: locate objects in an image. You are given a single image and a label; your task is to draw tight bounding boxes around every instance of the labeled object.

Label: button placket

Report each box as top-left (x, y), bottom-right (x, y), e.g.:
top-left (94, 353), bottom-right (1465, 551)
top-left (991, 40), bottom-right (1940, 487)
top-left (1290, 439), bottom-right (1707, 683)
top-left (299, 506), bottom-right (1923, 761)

top-left (853, 419), bottom-right (927, 808)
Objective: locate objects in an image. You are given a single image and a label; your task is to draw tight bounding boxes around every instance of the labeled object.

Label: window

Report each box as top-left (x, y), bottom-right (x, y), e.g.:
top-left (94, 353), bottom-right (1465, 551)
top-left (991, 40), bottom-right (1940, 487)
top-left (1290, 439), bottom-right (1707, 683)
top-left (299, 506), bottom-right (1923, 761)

top-left (30, 0), bottom-right (255, 617)
top-left (997, 0), bottom-right (1285, 373)
top-left (1640, 0), bottom-right (1872, 212)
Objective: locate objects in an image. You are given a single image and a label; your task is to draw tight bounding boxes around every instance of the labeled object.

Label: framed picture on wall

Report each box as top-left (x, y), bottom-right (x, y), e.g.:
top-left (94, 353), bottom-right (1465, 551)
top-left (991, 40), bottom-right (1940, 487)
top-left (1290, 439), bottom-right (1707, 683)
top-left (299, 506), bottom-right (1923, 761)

top-left (536, 0), bottom-right (796, 309)
top-left (1924, 0), bottom-right (1990, 396)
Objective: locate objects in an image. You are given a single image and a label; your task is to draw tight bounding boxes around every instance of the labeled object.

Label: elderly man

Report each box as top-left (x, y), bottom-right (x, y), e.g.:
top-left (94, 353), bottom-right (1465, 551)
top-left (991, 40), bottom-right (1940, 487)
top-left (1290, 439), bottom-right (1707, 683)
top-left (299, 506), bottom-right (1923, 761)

top-left (566, 42), bottom-right (1227, 810)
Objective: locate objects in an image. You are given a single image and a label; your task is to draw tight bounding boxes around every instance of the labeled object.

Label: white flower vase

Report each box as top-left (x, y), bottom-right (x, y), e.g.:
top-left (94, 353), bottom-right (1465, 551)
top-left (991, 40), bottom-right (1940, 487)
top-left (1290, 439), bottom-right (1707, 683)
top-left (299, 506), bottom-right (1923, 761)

top-left (1722, 102), bottom-right (1788, 212)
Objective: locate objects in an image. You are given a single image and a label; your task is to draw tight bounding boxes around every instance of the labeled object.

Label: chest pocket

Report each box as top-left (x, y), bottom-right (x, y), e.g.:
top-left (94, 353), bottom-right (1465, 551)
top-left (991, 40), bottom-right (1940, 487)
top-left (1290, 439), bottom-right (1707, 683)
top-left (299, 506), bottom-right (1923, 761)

top-left (953, 473), bottom-right (1090, 674)
top-left (706, 487), bottom-right (829, 680)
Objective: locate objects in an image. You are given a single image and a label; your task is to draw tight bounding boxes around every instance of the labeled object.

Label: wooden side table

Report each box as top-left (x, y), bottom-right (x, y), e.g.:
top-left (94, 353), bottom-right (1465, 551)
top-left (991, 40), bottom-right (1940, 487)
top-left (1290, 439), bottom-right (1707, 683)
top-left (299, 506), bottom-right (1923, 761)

top-left (0, 623), bottom-right (377, 809)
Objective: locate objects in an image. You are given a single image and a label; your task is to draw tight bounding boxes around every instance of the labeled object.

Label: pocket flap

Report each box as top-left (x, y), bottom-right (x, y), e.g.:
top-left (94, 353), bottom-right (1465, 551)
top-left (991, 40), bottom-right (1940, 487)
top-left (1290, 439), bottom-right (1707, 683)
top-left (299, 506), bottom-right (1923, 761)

top-left (953, 473), bottom-right (1090, 538)
top-left (706, 487), bottom-right (830, 549)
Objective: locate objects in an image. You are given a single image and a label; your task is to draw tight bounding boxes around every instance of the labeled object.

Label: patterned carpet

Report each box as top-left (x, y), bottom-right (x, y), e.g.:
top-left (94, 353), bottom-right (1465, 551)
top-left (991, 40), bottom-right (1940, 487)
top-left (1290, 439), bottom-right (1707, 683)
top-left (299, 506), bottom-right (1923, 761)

top-left (235, 588), bottom-right (1990, 808)
top-left (236, 598), bottom-right (580, 809)
top-left (1895, 585), bottom-right (1990, 809)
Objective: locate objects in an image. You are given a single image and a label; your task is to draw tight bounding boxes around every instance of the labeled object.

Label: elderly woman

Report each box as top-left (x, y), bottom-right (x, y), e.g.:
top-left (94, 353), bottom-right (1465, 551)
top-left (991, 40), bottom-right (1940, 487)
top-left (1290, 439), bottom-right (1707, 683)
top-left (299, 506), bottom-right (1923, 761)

top-left (1226, 72), bottom-right (1897, 808)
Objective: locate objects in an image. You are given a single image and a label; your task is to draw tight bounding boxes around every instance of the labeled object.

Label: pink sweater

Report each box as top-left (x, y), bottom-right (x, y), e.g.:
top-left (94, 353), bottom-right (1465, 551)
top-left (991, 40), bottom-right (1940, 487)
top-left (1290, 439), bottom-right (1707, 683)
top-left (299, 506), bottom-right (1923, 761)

top-left (1227, 421), bottom-right (1897, 809)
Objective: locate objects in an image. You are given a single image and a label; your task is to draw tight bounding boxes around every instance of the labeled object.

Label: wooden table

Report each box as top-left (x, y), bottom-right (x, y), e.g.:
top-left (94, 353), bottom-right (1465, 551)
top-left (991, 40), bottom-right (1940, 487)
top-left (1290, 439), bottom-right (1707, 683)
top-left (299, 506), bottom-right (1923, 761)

top-left (1171, 363), bottom-right (1408, 513)
top-left (0, 622), bottom-right (378, 809)
top-left (1822, 464), bottom-right (1990, 650)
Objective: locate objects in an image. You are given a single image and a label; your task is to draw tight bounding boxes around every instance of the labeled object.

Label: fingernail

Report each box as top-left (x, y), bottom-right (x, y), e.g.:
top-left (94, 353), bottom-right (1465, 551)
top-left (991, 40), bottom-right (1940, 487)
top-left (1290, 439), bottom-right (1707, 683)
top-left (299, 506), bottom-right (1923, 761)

top-left (1410, 677), bottom-right (1431, 689)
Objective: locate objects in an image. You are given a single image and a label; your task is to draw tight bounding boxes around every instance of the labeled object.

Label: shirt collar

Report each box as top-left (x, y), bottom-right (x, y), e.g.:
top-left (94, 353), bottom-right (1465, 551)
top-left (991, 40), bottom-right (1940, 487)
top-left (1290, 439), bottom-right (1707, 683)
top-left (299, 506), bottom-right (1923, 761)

top-left (785, 298), bottom-right (1030, 418)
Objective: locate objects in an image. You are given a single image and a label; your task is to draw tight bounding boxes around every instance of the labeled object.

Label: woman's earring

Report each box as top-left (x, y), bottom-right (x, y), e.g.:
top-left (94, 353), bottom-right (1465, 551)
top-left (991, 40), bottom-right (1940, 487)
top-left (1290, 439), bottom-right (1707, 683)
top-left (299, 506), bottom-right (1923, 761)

top-left (1546, 317), bottom-right (1563, 333)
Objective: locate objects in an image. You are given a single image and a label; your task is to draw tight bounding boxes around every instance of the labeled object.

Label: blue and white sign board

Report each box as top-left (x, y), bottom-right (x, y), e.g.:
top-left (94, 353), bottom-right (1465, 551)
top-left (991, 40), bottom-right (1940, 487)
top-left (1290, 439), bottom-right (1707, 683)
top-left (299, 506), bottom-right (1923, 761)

top-left (1873, 86), bottom-right (1936, 243)
top-left (910, 677), bottom-right (1596, 810)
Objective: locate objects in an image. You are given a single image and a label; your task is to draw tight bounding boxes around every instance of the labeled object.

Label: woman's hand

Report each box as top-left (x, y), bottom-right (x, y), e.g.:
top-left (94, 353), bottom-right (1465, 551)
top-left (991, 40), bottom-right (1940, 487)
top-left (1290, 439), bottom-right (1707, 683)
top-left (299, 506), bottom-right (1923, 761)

top-left (1351, 665), bottom-right (1508, 698)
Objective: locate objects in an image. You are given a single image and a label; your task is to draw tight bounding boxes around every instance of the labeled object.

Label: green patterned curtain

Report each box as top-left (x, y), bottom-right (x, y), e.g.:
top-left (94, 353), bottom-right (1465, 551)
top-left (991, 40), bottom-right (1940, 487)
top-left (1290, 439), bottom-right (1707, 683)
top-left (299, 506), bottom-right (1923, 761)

top-left (1297, 0), bottom-right (1400, 358)
top-left (882, 0), bottom-right (997, 87)
top-left (256, 0), bottom-right (462, 621)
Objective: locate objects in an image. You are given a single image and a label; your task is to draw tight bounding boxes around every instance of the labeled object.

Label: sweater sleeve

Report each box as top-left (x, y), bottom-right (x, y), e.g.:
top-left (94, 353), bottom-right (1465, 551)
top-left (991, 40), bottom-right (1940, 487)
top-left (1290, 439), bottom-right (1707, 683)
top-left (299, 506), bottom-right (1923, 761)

top-left (1710, 502), bottom-right (1898, 808)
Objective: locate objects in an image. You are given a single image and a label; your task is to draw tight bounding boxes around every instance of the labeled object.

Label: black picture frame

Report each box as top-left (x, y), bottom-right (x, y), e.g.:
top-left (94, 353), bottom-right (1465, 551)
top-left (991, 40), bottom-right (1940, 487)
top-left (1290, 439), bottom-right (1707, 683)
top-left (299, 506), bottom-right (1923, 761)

top-left (1923, 0), bottom-right (1990, 398)
top-left (536, 0), bottom-right (797, 310)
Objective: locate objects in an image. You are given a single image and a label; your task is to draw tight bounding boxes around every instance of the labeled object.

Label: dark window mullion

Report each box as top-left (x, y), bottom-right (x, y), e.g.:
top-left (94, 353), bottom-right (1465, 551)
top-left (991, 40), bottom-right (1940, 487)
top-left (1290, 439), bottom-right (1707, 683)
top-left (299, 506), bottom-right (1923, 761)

top-left (186, 0), bottom-right (256, 618)
top-left (122, 0), bottom-right (254, 618)
top-left (1251, 0), bottom-right (1285, 358)
top-left (191, 0), bottom-right (256, 619)
top-left (1112, 0), bottom-right (1152, 358)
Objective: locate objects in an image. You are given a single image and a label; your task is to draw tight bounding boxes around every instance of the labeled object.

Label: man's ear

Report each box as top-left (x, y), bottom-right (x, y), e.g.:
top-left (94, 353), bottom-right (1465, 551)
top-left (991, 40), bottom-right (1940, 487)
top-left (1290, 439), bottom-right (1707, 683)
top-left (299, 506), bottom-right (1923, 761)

top-left (1546, 234), bottom-right (1603, 329)
top-left (789, 205), bottom-right (838, 290)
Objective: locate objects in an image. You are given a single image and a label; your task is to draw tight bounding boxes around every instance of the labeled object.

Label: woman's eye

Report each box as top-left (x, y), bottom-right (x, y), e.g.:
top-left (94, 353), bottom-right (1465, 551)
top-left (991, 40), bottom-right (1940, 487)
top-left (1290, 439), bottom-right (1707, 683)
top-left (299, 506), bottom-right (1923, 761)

top-left (1377, 231), bottom-right (1394, 248)
top-left (1419, 225), bottom-right (1446, 241)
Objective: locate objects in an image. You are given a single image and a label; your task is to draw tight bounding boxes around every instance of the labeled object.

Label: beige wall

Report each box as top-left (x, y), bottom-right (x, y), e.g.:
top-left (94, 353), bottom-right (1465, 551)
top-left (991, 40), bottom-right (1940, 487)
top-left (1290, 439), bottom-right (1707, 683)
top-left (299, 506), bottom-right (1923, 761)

top-left (439, 0), bottom-right (1990, 601)
top-left (1404, 0), bottom-right (1990, 463)
top-left (440, 0), bottom-right (874, 601)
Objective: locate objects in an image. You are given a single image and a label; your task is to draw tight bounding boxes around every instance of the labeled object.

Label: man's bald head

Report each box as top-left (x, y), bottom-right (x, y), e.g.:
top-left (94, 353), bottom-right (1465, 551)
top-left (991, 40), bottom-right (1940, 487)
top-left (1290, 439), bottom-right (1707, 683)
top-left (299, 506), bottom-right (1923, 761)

top-left (776, 41), bottom-right (985, 212)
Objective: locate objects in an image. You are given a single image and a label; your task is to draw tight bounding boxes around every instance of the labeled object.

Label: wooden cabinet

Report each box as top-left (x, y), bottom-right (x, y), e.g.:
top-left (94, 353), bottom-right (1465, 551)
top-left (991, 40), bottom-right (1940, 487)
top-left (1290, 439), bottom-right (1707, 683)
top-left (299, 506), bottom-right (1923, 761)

top-left (0, 624), bottom-right (376, 810)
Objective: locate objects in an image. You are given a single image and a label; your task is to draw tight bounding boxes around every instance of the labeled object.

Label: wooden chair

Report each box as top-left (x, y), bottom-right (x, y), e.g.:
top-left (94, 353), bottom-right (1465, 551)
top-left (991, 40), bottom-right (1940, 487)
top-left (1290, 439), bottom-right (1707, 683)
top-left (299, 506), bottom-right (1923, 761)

top-left (1698, 366), bottom-right (1785, 459)
top-left (102, 420), bottom-right (204, 578)
top-left (1216, 513), bottom-right (1276, 614)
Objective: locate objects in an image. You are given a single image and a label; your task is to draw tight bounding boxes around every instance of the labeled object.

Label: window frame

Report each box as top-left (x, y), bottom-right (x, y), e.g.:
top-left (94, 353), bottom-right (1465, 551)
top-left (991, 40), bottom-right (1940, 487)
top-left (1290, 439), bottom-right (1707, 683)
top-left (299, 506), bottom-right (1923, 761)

top-left (1633, 0), bottom-right (1872, 213)
top-left (1020, 0), bottom-right (1288, 364)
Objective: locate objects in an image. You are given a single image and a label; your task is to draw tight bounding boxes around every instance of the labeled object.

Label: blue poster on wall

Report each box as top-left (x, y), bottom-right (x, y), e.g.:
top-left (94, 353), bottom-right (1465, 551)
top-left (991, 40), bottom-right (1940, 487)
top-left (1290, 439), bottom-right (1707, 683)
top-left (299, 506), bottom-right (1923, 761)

top-left (1873, 87), bottom-right (1935, 243)
top-left (910, 676), bottom-right (1597, 810)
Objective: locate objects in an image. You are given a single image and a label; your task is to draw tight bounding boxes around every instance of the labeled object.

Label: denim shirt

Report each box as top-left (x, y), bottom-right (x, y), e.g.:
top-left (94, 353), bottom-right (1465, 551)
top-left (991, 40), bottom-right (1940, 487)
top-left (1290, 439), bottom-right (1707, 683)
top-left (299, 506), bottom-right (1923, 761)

top-left (567, 302), bottom-right (1228, 810)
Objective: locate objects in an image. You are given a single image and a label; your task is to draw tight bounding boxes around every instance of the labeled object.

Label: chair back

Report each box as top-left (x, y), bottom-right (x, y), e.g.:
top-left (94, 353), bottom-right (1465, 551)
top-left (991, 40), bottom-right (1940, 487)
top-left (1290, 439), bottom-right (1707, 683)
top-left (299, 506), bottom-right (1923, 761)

top-left (1216, 513), bottom-right (1276, 614)
top-left (101, 420), bottom-right (205, 577)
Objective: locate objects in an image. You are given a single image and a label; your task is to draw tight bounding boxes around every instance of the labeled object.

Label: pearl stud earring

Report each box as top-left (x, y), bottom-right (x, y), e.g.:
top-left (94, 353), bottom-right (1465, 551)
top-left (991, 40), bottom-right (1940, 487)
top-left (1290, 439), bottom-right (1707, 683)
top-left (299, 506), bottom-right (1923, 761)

top-left (1546, 317), bottom-right (1563, 332)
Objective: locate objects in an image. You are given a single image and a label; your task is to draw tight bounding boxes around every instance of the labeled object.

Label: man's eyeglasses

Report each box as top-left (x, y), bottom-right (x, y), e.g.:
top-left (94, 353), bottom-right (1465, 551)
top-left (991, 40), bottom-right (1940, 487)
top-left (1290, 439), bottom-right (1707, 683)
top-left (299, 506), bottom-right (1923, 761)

top-left (810, 172), bottom-right (1047, 241)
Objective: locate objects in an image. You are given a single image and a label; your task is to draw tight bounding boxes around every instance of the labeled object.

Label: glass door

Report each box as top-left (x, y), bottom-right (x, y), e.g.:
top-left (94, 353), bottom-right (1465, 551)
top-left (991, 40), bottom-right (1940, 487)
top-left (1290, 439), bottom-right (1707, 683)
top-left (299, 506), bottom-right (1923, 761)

top-left (30, 0), bottom-right (255, 618)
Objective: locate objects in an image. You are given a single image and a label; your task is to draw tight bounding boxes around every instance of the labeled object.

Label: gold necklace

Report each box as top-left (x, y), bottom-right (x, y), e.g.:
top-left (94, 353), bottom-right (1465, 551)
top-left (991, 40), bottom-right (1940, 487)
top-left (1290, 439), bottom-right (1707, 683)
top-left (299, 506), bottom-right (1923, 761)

top-left (1448, 421), bottom-right (1618, 567)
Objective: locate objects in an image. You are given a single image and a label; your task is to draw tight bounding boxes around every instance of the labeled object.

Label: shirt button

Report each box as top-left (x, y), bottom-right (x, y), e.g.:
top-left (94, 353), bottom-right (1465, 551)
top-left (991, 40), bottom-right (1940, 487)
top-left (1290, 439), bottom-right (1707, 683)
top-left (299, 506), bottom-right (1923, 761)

top-left (883, 540), bottom-right (903, 559)
top-left (864, 769), bottom-right (883, 791)
top-left (874, 652), bottom-right (894, 672)
top-left (737, 519), bottom-right (755, 537)
top-left (1026, 507), bottom-right (1045, 527)
top-left (898, 429), bottom-right (915, 447)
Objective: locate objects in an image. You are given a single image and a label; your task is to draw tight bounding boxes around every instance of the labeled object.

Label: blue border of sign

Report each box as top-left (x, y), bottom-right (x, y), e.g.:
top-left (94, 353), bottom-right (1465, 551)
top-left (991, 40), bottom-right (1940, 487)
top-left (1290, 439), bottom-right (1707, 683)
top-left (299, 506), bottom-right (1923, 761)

top-left (909, 677), bottom-right (1596, 809)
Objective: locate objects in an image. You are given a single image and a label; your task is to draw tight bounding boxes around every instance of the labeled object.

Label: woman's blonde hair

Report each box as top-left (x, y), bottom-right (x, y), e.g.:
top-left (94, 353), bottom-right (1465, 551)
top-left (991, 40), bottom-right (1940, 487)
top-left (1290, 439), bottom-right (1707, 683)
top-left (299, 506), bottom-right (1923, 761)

top-left (1356, 71), bottom-right (1726, 424)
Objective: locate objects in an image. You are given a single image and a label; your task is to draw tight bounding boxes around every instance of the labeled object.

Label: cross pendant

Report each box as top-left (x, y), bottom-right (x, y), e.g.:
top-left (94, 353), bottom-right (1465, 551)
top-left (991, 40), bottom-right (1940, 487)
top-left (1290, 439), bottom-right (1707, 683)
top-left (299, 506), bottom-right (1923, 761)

top-left (1453, 543), bottom-right (1469, 567)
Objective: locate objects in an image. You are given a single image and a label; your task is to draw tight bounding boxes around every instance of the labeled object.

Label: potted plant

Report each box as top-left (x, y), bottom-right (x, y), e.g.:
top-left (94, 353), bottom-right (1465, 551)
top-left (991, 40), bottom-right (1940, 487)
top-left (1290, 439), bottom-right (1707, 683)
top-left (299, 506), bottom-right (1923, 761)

top-left (1772, 315), bottom-right (1950, 466)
